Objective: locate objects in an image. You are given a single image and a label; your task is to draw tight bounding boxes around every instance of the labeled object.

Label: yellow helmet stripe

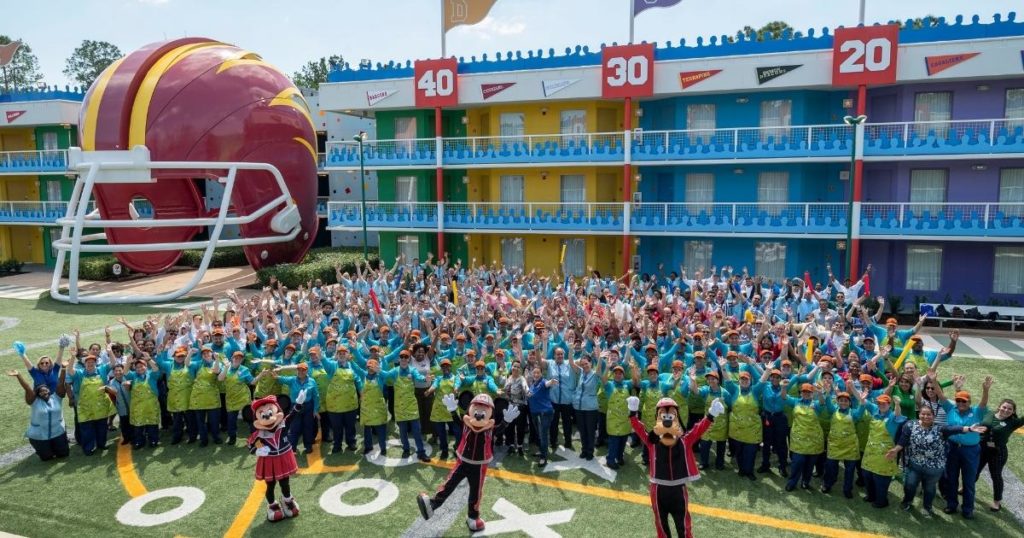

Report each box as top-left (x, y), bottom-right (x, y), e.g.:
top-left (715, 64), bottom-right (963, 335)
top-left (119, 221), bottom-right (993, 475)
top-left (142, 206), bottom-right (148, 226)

top-left (81, 57), bottom-right (126, 151)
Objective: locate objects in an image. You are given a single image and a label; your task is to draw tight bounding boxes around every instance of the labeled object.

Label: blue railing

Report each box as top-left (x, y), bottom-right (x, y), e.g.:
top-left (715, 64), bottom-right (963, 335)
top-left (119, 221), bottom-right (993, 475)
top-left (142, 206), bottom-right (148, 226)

top-left (0, 84), bottom-right (87, 103)
top-left (0, 197), bottom-right (329, 225)
top-left (0, 150), bottom-right (69, 174)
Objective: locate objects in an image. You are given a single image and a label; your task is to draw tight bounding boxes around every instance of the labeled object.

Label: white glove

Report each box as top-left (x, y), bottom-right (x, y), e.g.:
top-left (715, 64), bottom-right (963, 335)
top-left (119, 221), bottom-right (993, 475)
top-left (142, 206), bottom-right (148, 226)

top-left (442, 393), bottom-right (458, 412)
top-left (709, 398), bottom-right (725, 418)
top-left (255, 446), bottom-right (270, 457)
top-left (295, 389), bottom-right (308, 405)
top-left (626, 396), bottom-right (640, 412)
top-left (503, 405), bottom-right (520, 423)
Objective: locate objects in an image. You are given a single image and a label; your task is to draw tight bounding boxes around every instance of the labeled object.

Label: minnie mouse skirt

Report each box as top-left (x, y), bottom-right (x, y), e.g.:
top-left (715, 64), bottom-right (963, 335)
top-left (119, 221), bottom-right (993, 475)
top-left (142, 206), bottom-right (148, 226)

top-left (255, 452), bottom-right (298, 481)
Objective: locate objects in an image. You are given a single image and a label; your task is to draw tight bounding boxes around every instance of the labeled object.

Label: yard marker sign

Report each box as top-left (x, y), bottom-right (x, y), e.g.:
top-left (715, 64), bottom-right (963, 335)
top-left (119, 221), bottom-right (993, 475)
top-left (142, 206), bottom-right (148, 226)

top-left (832, 24), bottom-right (899, 86)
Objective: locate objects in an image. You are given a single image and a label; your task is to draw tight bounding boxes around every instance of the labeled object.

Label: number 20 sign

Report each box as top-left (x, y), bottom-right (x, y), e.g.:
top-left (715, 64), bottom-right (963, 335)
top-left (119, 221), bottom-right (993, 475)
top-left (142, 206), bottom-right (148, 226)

top-left (832, 24), bottom-right (899, 86)
top-left (414, 58), bottom-right (459, 108)
top-left (602, 43), bottom-right (654, 99)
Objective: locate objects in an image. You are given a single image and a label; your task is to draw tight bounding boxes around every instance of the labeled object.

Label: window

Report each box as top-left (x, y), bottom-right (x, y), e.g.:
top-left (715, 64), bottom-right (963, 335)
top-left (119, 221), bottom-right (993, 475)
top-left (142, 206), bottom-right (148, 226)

top-left (42, 132), bottom-right (59, 151)
top-left (759, 99), bottom-right (792, 142)
top-left (499, 175), bottom-right (524, 203)
top-left (397, 235), bottom-right (420, 263)
top-left (394, 116), bottom-right (417, 153)
top-left (560, 174), bottom-right (586, 213)
top-left (910, 169), bottom-right (947, 216)
top-left (1000, 168), bottom-right (1024, 218)
top-left (501, 237), bottom-right (525, 270)
top-left (561, 238), bottom-right (585, 277)
top-left (686, 104), bottom-right (716, 142)
top-left (395, 176), bottom-right (417, 212)
top-left (685, 173), bottom-right (714, 214)
top-left (758, 171), bottom-right (788, 216)
top-left (755, 242), bottom-right (787, 282)
top-left (560, 110), bottom-right (587, 144)
top-left (685, 241), bottom-right (713, 274)
top-left (500, 112), bottom-right (525, 145)
top-left (46, 181), bottom-right (62, 202)
top-left (913, 92), bottom-right (952, 138)
top-left (994, 246), bottom-right (1024, 294)
top-left (906, 244), bottom-right (942, 291)
top-left (1005, 88), bottom-right (1024, 128)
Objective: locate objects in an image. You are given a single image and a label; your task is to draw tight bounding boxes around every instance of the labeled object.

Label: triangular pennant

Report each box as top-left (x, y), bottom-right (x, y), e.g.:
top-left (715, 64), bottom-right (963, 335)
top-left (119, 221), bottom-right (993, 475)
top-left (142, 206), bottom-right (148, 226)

top-left (5, 110), bottom-right (26, 123)
top-left (679, 69), bottom-right (722, 89)
top-left (366, 88), bottom-right (398, 106)
top-left (925, 53), bottom-right (980, 76)
top-left (756, 64), bottom-right (802, 85)
top-left (481, 82), bottom-right (515, 100)
top-left (542, 78), bottom-right (579, 97)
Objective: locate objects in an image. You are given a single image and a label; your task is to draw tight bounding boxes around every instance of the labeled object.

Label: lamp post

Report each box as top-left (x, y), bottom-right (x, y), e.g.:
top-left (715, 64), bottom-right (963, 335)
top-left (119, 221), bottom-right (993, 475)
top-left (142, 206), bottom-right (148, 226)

top-left (843, 114), bottom-right (867, 279)
top-left (354, 131), bottom-right (368, 260)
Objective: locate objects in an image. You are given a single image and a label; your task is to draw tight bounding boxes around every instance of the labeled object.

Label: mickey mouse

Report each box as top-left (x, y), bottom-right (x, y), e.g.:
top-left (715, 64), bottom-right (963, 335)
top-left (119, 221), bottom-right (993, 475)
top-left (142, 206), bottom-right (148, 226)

top-left (418, 392), bottom-right (519, 532)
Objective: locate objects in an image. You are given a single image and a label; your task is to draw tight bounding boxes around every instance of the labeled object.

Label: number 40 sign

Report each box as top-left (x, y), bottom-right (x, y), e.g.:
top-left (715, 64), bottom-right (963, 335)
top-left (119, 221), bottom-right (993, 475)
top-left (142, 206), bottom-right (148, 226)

top-left (832, 24), bottom-right (899, 86)
top-left (414, 58), bottom-right (459, 108)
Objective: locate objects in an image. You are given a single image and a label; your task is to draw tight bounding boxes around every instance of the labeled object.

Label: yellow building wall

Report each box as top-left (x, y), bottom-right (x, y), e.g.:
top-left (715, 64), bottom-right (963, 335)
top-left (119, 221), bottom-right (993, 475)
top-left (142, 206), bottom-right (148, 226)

top-left (466, 167), bottom-right (624, 203)
top-left (466, 234), bottom-right (622, 276)
top-left (0, 129), bottom-right (46, 263)
top-left (466, 101), bottom-right (624, 138)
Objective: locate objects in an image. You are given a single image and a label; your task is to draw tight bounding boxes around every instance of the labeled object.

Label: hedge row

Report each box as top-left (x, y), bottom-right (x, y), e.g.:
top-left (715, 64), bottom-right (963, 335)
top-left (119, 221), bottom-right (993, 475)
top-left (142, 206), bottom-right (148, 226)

top-left (255, 247), bottom-right (379, 288)
top-left (178, 247), bottom-right (249, 268)
top-left (61, 255), bottom-right (120, 281)
top-left (62, 247), bottom-right (249, 281)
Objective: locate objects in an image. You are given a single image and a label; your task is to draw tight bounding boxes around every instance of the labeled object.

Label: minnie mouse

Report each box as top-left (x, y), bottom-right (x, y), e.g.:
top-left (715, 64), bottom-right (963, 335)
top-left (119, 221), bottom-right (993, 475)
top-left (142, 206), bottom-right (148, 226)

top-left (248, 390), bottom-right (307, 522)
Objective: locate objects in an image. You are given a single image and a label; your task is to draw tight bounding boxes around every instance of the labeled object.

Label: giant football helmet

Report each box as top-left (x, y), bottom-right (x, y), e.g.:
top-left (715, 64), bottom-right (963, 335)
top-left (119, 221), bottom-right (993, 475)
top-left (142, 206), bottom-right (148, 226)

top-left (51, 38), bottom-right (318, 304)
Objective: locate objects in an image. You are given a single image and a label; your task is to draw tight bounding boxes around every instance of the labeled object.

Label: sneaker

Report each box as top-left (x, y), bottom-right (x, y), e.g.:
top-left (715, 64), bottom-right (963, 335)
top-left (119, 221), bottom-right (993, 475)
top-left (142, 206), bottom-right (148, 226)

top-left (820, 486), bottom-right (831, 494)
top-left (417, 493), bottom-right (434, 520)
top-left (785, 484), bottom-right (796, 492)
top-left (800, 483), bottom-right (811, 490)
top-left (347, 445), bottom-right (358, 452)
top-left (923, 509), bottom-right (934, 518)
top-left (467, 517), bottom-right (486, 532)
top-left (282, 496), bottom-right (300, 518)
top-left (943, 507), bottom-right (958, 515)
top-left (401, 450), bottom-right (411, 459)
top-left (303, 448), bottom-right (313, 455)
top-left (901, 502), bottom-right (911, 512)
top-left (418, 455), bottom-right (432, 463)
top-left (539, 458), bottom-right (548, 467)
top-left (267, 502), bottom-right (285, 522)
top-left (698, 463), bottom-right (708, 471)
top-left (332, 446), bottom-right (342, 455)
top-left (121, 439), bottom-right (131, 446)
top-left (227, 436), bottom-right (236, 445)
top-left (363, 447), bottom-right (374, 455)
top-left (440, 451), bottom-right (449, 460)
top-left (212, 437), bottom-right (223, 445)
top-left (517, 447), bottom-right (524, 456)
top-left (757, 466), bottom-right (771, 474)
top-left (608, 462), bottom-right (621, 470)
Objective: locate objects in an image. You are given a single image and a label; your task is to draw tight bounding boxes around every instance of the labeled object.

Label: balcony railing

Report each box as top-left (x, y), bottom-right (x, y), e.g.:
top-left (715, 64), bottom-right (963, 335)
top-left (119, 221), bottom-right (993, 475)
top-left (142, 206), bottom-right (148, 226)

top-left (0, 197), bottom-right (330, 225)
top-left (0, 150), bottom-right (69, 174)
top-left (326, 201), bottom-right (1024, 239)
top-left (323, 118), bottom-right (1024, 168)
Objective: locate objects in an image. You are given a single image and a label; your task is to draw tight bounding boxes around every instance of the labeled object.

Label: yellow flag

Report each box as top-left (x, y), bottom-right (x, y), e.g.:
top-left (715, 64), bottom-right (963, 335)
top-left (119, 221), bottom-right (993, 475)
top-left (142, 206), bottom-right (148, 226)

top-left (560, 243), bottom-right (567, 265)
top-left (444, 0), bottom-right (499, 32)
top-left (452, 279), bottom-right (459, 305)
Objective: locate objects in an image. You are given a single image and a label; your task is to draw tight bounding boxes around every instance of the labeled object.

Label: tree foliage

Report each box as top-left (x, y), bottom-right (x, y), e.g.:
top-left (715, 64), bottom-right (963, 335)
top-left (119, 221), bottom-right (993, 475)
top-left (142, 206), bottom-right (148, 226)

top-left (735, 21), bottom-right (794, 42)
top-left (291, 54), bottom-right (343, 90)
top-left (889, 15), bottom-right (940, 29)
top-left (63, 40), bottom-right (123, 89)
top-left (0, 35), bottom-right (43, 91)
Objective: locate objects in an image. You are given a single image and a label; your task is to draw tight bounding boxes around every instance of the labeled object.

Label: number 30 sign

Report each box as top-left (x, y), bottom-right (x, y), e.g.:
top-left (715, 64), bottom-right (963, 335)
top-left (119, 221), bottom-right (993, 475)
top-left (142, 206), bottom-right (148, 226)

top-left (414, 58), bottom-right (459, 108)
top-left (602, 43), bottom-right (654, 99)
top-left (832, 25), bottom-right (899, 86)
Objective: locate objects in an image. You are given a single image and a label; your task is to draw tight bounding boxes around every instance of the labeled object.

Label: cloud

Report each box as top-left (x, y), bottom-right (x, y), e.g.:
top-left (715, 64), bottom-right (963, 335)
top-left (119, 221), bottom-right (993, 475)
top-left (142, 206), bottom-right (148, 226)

top-left (454, 16), bottom-right (526, 40)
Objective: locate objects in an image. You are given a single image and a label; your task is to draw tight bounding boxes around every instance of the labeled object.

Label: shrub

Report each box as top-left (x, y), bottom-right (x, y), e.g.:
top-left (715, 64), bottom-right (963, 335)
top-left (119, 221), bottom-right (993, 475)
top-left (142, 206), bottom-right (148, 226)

top-left (178, 247), bottom-right (249, 268)
top-left (256, 247), bottom-right (380, 288)
top-left (61, 255), bottom-right (122, 280)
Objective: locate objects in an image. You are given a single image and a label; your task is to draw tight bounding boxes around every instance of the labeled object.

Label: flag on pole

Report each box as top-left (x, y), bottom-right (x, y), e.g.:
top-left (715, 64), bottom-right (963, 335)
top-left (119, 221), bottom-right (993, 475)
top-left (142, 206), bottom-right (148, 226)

top-left (368, 289), bottom-right (382, 314)
top-left (803, 271), bottom-right (813, 291)
top-left (863, 272), bottom-right (871, 297)
top-left (0, 41), bottom-right (22, 67)
top-left (452, 279), bottom-right (459, 305)
top-left (560, 243), bottom-right (567, 265)
top-left (633, 0), bottom-right (684, 16)
top-left (443, 0), bottom-right (500, 32)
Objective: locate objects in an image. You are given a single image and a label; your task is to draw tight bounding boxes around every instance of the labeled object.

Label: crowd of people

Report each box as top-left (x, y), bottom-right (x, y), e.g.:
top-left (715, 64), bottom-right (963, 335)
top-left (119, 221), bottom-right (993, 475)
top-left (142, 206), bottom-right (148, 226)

top-left (9, 255), bottom-right (1022, 520)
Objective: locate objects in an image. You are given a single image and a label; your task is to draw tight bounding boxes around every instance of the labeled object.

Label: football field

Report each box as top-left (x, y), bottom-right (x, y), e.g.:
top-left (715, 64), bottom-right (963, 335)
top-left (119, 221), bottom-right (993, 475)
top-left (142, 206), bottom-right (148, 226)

top-left (0, 295), bottom-right (1023, 537)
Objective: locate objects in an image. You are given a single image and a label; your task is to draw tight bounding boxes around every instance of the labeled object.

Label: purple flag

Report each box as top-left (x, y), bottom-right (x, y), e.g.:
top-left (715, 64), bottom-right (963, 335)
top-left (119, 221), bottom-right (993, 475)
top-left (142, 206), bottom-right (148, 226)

top-left (634, 0), bottom-right (683, 16)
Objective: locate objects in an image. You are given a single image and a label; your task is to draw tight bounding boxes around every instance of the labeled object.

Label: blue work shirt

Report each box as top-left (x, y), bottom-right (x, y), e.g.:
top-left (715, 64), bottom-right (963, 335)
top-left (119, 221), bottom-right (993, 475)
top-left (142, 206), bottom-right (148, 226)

top-left (277, 375), bottom-right (321, 413)
top-left (572, 370), bottom-right (600, 411)
top-left (942, 401), bottom-right (987, 446)
top-left (547, 361), bottom-right (576, 405)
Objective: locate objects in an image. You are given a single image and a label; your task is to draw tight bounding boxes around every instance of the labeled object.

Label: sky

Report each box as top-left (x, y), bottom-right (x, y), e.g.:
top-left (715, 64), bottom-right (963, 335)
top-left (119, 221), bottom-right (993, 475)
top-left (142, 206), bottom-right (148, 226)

top-left (2, 0), bottom-right (1015, 88)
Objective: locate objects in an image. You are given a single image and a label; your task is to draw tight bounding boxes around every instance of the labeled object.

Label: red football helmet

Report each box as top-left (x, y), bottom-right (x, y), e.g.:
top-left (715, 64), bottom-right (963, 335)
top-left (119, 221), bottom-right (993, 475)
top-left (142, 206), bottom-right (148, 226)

top-left (52, 38), bottom-right (317, 303)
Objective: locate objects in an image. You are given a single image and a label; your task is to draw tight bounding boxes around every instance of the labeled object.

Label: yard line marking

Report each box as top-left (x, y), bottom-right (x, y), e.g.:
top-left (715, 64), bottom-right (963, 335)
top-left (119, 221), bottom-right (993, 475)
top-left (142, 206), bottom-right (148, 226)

top-left (918, 334), bottom-right (944, 350)
top-left (299, 443), bottom-right (360, 475)
top-left (421, 460), bottom-right (888, 538)
top-left (958, 337), bottom-right (1012, 360)
top-left (116, 442), bottom-right (148, 498)
top-left (223, 480), bottom-right (267, 538)
top-left (1010, 340), bottom-right (1024, 354)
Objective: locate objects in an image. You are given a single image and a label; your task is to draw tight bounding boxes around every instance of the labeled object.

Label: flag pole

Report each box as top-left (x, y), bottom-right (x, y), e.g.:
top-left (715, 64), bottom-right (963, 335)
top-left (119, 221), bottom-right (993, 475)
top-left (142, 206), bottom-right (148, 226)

top-left (629, 0), bottom-right (635, 44)
top-left (441, 0), bottom-right (447, 57)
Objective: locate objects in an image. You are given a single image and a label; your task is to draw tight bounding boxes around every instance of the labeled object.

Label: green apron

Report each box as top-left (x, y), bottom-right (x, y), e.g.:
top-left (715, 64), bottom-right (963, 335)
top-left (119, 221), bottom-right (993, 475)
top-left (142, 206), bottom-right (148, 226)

top-left (224, 367), bottom-right (252, 412)
top-left (189, 363), bottom-right (220, 411)
top-left (129, 376), bottom-right (160, 427)
top-left (167, 365), bottom-right (193, 413)
top-left (360, 378), bottom-right (387, 427)
top-left (861, 415), bottom-right (898, 476)
top-left (597, 383), bottom-right (608, 414)
top-left (393, 373), bottom-right (418, 422)
top-left (789, 402), bottom-right (824, 455)
top-left (310, 364), bottom-right (330, 407)
top-left (606, 382), bottom-right (631, 436)
top-left (827, 409), bottom-right (860, 461)
top-left (253, 362), bottom-right (280, 398)
top-left (856, 412), bottom-right (871, 452)
top-left (325, 366), bottom-right (359, 413)
top-left (701, 391), bottom-right (728, 442)
top-left (78, 374), bottom-right (113, 422)
top-left (430, 376), bottom-right (458, 423)
top-left (470, 377), bottom-right (495, 397)
top-left (728, 391), bottom-right (761, 444)
top-left (640, 384), bottom-right (662, 430)
top-left (687, 370), bottom-right (709, 413)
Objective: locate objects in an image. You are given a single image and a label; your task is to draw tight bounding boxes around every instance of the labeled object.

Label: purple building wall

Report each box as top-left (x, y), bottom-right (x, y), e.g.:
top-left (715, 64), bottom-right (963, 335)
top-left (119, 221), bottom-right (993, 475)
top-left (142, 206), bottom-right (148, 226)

top-left (866, 78), bottom-right (1024, 122)
top-left (863, 159), bottom-right (1024, 203)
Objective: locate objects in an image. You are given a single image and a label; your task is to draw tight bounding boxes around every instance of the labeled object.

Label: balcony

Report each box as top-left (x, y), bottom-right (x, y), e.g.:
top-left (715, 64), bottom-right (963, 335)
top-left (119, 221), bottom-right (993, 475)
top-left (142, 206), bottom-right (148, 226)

top-left (0, 150), bottom-right (69, 175)
top-left (326, 201), bottom-right (1024, 240)
top-left (0, 197), bottom-right (330, 225)
top-left (323, 118), bottom-right (1024, 170)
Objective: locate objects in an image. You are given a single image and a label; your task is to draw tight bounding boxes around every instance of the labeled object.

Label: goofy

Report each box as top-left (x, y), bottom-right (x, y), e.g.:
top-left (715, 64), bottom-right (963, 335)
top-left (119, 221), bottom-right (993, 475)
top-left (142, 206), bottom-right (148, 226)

top-left (627, 394), bottom-right (725, 538)
top-left (418, 392), bottom-right (519, 532)
top-left (248, 390), bottom-right (307, 522)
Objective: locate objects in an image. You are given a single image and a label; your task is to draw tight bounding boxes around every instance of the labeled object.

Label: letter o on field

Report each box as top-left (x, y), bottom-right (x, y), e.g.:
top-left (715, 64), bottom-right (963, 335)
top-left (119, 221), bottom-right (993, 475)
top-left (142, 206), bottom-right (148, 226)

top-left (320, 478), bottom-right (399, 517)
top-left (116, 487), bottom-right (206, 527)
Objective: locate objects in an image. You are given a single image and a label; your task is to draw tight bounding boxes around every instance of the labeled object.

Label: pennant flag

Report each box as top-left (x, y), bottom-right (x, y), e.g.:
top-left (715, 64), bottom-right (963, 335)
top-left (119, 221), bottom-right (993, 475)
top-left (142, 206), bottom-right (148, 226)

top-left (481, 82), bottom-right (515, 100)
top-left (803, 271), bottom-right (813, 290)
top-left (452, 279), bottom-right (459, 305)
top-left (559, 243), bottom-right (567, 265)
top-left (678, 69), bottom-right (721, 89)
top-left (925, 53), bottom-right (979, 76)
top-left (756, 64), bottom-right (802, 85)
top-left (368, 288), bottom-right (382, 314)
top-left (634, 0), bottom-right (683, 16)
top-left (0, 41), bottom-right (21, 68)
top-left (444, 0), bottom-right (499, 32)
top-left (542, 78), bottom-right (579, 97)
top-left (366, 88), bottom-right (398, 106)
top-left (5, 110), bottom-right (25, 123)
top-left (863, 273), bottom-right (871, 297)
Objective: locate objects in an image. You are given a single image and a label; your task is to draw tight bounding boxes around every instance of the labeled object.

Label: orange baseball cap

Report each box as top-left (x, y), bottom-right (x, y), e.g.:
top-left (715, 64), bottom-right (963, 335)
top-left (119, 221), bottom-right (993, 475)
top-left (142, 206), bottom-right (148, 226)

top-left (836, 392), bottom-right (851, 400)
top-left (672, 360), bottom-right (684, 369)
top-left (647, 364), bottom-right (659, 372)
top-left (474, 360), bottom-right (486, 368)
top-left (859, 374), bottom-right (873, 383)
top-left (876, 394), bottom-right (892, 404)
top-left (800, 383), bottom-right (814, 392)
top-left (440, 359), bottom-right (452, 366)
top-left (954, 391), bottom-right (971, 401)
